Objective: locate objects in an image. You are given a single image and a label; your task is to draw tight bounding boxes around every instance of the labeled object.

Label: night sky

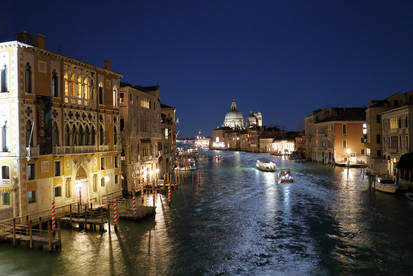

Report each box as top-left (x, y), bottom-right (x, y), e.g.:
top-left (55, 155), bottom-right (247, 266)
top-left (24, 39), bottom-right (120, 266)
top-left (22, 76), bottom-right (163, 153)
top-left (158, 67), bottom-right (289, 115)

top-left (2, 1), bottom-right (413, 137)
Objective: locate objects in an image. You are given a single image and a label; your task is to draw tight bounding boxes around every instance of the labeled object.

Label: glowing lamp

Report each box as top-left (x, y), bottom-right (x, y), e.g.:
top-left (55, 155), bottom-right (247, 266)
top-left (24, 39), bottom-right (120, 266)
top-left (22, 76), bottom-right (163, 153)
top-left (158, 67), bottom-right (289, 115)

top-left (104, 176), bottom-right (110, 183)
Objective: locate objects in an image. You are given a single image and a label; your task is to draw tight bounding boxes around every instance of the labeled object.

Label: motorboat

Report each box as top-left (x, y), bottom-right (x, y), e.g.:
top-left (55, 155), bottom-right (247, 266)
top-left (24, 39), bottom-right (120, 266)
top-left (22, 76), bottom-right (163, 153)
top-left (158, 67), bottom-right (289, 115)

top-left (278, 168), bottom-right (293, 183)
top-left (374, 176), bottom-right (398, 194)
top-left (215, 154), bottom-right (222, 161)
top-left (256, 158), bottom-right (276, 172)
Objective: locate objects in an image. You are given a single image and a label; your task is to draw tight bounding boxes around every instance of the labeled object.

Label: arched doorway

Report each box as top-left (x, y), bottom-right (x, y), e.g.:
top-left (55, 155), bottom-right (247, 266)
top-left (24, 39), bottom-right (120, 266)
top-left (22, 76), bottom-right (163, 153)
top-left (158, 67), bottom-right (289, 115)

top-left (75, 166), bottom-right (89, 204)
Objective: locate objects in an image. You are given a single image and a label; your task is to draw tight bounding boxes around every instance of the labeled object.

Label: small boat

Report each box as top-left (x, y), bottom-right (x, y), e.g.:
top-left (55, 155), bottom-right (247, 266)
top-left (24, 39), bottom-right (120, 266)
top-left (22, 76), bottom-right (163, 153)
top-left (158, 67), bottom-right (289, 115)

top-left (278, 168), bottom-right (293, 183)
top-left (405, 192), bottom-right (413, 201)
top-left (215, 154), bottom-right (221, 161)
top-left (256, 158), bottom-right (276, 172)
top-left (174, 166), bottom-right (197, 171)
top-left (374, 177), bottom-right (398, 194)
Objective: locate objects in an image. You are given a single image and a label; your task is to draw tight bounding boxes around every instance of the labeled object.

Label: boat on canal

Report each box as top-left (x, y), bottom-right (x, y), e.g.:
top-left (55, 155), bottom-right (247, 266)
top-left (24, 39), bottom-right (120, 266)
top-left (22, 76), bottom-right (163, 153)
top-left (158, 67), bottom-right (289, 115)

top-left (278, 168), bottom-right (293, 183)
top-left (374, 176), bottom-right (398, 194)
top-left (256, 158), bottom-right (276, 172)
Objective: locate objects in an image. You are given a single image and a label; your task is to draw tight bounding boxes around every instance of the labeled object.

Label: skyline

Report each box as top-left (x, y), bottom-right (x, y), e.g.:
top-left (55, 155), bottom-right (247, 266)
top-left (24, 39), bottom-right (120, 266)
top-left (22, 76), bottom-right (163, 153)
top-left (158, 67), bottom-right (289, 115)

top-left (3, 1), bottom-right (413, 137)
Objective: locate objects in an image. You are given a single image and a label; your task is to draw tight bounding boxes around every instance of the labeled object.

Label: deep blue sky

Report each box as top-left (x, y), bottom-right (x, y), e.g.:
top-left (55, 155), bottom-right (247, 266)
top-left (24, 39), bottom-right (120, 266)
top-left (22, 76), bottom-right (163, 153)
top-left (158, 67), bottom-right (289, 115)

top-left (2, 1), bottom-right (413, 137)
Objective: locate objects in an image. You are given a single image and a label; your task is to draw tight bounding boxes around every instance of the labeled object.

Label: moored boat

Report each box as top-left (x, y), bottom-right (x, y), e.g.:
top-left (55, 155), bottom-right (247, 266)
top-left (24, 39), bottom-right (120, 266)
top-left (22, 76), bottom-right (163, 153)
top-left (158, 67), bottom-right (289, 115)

top-left (374, 177), bottom-right (398, 194)
top-left (256, 158), bottom-right (276, 172)
top-left (405, 192), bottom-right (413, 201)
top-left (278, 168), bottom-right (293, 183)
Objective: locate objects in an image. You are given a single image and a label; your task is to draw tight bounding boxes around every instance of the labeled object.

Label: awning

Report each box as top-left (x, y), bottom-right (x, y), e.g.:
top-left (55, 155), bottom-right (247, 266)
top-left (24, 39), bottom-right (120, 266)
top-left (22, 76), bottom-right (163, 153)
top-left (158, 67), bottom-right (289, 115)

top-left (396, 152), bottom-right (413, 169)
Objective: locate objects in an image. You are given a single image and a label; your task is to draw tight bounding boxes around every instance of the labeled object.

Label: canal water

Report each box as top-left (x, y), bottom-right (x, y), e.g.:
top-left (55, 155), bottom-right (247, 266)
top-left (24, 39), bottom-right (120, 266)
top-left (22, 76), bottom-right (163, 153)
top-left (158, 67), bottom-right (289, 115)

top-left (1, 150), bottom-right (413, 276)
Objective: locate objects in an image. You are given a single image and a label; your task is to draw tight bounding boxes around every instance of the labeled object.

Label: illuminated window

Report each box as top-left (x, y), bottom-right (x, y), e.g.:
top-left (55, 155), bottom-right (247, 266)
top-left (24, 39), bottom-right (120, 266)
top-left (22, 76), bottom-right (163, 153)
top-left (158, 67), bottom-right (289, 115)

top-left (2, 121), bottom-right (7, 152)
top-left (1, 65), bottom-right (8, 92)
top-left (101, 157), bottom-right (105, 170)
top-left (93, 174), bottom-right (97, 192)
top-left (390, 117), bottom-right (398, 129)
top-left (140, 98), bottom-right (149, 108)
top-left (99, 125), bottom-right (104, 145)
top-left (64, 73), bottom-right (69, 103)
top-left (113, 87), bottom-right (118, 107)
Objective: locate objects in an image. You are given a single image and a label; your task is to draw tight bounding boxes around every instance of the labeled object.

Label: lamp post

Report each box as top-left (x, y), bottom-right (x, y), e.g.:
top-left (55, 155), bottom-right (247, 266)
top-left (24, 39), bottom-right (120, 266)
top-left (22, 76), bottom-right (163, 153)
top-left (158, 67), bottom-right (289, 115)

top-left (346, 148), bottom-right (351, 178)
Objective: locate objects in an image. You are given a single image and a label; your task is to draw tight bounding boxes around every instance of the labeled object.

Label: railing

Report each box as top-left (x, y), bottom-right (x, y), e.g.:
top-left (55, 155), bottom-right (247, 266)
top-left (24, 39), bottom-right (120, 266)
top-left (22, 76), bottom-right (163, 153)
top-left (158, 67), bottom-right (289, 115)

top-left (25, 146), bottom-right (40, 158)
top-left (99, 145), bottom-right (109, 152)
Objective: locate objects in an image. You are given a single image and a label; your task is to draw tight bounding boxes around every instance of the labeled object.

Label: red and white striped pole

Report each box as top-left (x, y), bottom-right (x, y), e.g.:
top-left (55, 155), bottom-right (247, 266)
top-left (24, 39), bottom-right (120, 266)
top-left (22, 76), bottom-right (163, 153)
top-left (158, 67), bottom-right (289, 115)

top-left (51, 200), bottom-right (56, 231)
top-left (168, 183), bottom-right (171, 204)
top-left (113, 200), bottom-right (118, 231)
top-left (132, 194), bottom-right (137, 216)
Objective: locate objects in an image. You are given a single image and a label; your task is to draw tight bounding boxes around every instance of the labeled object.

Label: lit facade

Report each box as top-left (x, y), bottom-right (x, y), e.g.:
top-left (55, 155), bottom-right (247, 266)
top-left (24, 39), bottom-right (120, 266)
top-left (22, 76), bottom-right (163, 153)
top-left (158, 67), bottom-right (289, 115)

top-left (119, 84), bottom-right (162, 194)
top-left (271, 140), bottom-right (295, 155)
top-left (161, 104), bottom-right (176, 176)
top-left (0, 32), bottom-right (122, 219)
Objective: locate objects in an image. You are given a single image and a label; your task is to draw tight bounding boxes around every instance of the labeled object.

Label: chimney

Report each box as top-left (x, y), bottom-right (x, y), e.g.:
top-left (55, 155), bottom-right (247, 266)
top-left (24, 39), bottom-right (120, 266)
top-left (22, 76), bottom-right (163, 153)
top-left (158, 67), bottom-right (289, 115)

top-left (104, 60), bottom-right (111, 70)
top-left (34, 33), bottom-right (46, 49)
top-left (16, 31), bottom-right (46, 49)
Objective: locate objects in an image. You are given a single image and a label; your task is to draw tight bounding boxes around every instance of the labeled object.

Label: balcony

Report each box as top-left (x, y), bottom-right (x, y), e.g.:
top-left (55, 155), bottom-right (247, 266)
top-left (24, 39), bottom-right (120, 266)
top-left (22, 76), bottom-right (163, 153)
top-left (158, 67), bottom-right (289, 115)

top-left (114, 145), bottom-right (122, 152)
top-left (25, 146), bottom-right (40, 158)
top-left (0, 179), bottom-right (11, 187)
top-left (53, 145), bottom-right (98, 155)
top-left (99, 145), bottom-right (109, 152)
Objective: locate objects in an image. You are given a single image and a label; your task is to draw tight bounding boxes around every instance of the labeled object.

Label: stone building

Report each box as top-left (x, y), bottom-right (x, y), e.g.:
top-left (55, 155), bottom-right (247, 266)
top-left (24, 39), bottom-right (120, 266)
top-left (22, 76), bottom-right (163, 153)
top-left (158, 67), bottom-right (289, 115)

top-left (119, 83), bottom-right (162, 194)
top-left (0, 32), bottom-right (122, 219)
top-left (365, 91), bottom-right (413, 176)
top-left (160, 103), bottom-right (176, 176)
top-left (305, 107), bottom-right (367, 165)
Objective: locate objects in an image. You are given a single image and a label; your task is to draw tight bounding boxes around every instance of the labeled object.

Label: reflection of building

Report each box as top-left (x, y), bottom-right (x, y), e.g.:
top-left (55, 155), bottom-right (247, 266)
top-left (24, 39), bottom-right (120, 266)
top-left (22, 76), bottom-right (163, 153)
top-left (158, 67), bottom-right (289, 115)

top-left (161, 104), bottom-right (176, 176)
top-left (365, 91), bottom-right (413, 177)
top-left (0, 32), bottom-right (122, 219)
top-left (119, 83), bottom-right (162, 194)
top-left (223, 100), bottom-right (244, 129)
top-left (305, 107), bottom-right (367, 165)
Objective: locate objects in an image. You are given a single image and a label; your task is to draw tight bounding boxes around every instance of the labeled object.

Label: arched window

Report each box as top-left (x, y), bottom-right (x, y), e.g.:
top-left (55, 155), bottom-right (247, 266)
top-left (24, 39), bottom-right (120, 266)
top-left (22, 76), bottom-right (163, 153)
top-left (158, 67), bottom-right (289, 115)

top-left (52, 122), bottom-right (59, 146)
top-left (84, 78), bottom-right (89, 105)
top-left (99, 86), bottom-right (103, 105)
top-left (65, 125), bottom-right (70, 146)
top-left (91, 127), bottom-right (96, 145)
top-left (99, 125), bottom-right (104, 145)
top-left (85, 126), bottom-right (90, 145)
top-left (1, 65), bottom-right (7, 92)
top-left (52, 70), bottom-right (58, 97)
top-left (26, 121), bottom-right (33, 147)
top-left (25, 63), bottom-right (32, 93)
top-left (113, 126), bottom-right (117, 145)
top-left (2, 121), bottom-right (7, 152)
top-left (72, 125), bottom-right (77, 146)
top-left (78, 125), bottom-right (84, 146)
top-left (112, 87), bottom-right (118, 107)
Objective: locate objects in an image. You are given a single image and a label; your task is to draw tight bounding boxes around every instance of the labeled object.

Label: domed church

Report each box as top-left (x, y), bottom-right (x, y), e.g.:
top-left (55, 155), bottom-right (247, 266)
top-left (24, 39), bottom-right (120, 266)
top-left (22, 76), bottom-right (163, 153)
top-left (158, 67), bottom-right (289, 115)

top-left (223, 100), bottom-right (244, 129)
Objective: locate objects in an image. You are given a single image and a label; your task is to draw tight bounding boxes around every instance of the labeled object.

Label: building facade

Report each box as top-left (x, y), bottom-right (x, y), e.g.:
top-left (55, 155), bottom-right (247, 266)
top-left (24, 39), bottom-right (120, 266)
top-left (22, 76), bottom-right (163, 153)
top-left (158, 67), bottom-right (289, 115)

top-left (161, 104), bottom-right (176, 176)
top-left (305, 108), bottom-right (367, 165)
top-left (119, 83), bottom-right (162, 194)
top-left (0, 32), bottom-right (122, 219)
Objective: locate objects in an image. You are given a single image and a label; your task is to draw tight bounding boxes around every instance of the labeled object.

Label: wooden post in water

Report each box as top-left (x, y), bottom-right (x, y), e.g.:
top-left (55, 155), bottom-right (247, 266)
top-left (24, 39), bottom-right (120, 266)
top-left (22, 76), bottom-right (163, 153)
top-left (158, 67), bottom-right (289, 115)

top-left (12, 218), bottom-right (16, 246)
top-left (48, 221), bottom-right (52, 252)
top-left (26, 216), bottom-right (29, 235)
top-left (39, 217), bottom-right (42, 234)
top-left (57, 219), bottom-right (61, 245)
top-left (107, 203), bottom-right (111, 236)
top-left (29, 220), bottom-right (33, 249)
top-left (69, 204), bottom-right (73, 225)
top-left (85, 205), bottom-right (88, 231)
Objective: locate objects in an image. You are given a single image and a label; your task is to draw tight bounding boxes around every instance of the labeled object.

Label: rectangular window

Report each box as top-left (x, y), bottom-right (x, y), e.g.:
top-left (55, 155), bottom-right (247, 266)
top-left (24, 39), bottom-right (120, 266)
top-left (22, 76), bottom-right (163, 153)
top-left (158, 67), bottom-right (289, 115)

top-left (377, 150), bottom-right (381, 157)
top-left (398, 118), bottom-right (402, 128)
top-left (115, 156), bottom-right (118, 168)
top-left (54, 161), bottom-right (61, 176)
top-left (361, 149), bottom-right (365, 155)
top-left (101, 157), bottom-right (105, 170)
top-left (376, 134), bottom-right (381, 144)
top-left (28, 164), bottom-right (35, 180)
top-left (115, 175), bottom-right (118, 184)
top-left (28, 190), bottom-right (36, 203)
top-left (343, 139), bottom-right (347, 149)
top-left (120, 93), bottom-right (124, 104)
top-left (390, 117), bottom-right (398, 129)
top-left (99, 86), bottom-right (103, 105)
top-left (2, 192), bottom-right (10, 205)
top-left (1, 166), bottom-right (9, 179)
top-left (120, 119), bottom-right (124, 131)
top-left (342, 124), bottom-right (347, 135)
top-left (376, 115), bottom-right (381, 123)
top-left (54, 186), bottom-right (62, 197)
top-left (101, 177), bottom-right (105, 187)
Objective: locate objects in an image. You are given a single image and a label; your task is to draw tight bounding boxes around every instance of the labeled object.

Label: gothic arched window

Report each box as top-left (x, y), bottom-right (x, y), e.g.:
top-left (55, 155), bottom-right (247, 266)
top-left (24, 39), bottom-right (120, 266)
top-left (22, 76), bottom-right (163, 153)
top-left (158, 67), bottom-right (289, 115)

top-left (91, 127), bottom-right (96, 145)
top-left (72, 125), bottom-right (77, 146)
top-left (1, 65), bottom-right (7, 92)
top-left (52, 122), bottom-right (59, 146)
top-left (99, 125), bottom-right (104, 145)
top-left (52, 70), bottom-right (58, 97)
top-left (78, 125), bottom-right (84, 146)
top-left (85, 126), bottom-right (90, 145)
top-left (2, 121), bottom-right (7, 152)
top-left (26, 120), bottom-right (33, 146)
top-left (25, 63), bottom-right (32, 93)
top-left (65, 125), bottom-right (70, 146)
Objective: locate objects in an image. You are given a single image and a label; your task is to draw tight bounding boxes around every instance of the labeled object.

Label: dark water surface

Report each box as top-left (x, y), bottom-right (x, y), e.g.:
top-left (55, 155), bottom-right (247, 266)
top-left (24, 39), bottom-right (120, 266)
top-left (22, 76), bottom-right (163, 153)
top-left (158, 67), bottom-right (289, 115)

top-left (1, 150), bottom-right (413, 276)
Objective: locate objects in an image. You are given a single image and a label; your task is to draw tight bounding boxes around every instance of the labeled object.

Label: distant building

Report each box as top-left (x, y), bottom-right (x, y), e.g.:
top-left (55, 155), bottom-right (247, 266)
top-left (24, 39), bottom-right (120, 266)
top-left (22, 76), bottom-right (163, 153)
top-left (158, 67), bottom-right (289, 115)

top-left (365, 91), bottom-right (413, 177)
top-left (161, 103), bottom-right (176, 176)
top-left (119, 83), bottom-right (162, 194)
top-left (305, 107), bottom-right (367, 165)
top-left (246, 111), bottom-right (263, 128)
top-left (271, 140), bottom-right (295, 155)
top-left (223, 100), bottom-right (244, 129)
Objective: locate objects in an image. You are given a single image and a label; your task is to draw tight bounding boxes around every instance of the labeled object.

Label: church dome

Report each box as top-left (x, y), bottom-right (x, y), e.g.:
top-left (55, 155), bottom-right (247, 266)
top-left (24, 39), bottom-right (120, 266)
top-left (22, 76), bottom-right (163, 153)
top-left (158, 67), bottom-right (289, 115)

top-left (223, 100), bottom-right (244, 129)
